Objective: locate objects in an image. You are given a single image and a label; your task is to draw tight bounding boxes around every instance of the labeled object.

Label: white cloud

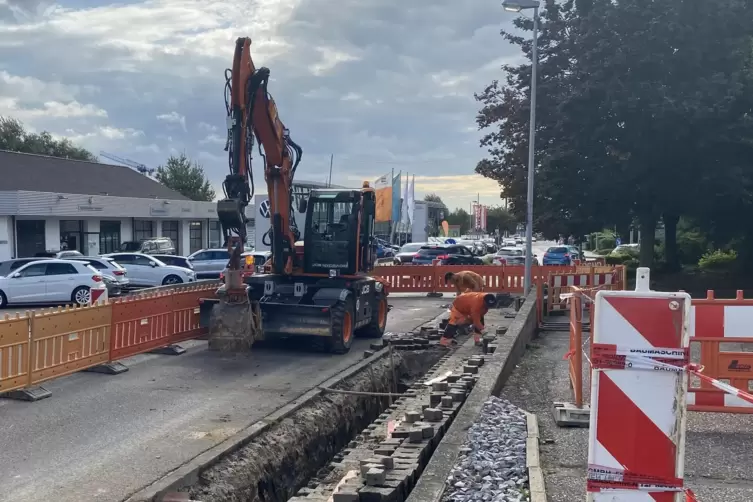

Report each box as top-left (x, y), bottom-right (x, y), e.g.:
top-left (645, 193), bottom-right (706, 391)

top-left (156, 111), bottom-right (187, 131)
top-left (0, 0), bottom-right (522, 210)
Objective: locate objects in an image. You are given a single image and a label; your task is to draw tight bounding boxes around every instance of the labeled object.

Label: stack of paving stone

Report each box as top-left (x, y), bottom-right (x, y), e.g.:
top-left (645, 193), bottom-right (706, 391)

top-left (287, 355), bottom-right (487, 502)
top-left (381, 330), bottom-right (438, 350)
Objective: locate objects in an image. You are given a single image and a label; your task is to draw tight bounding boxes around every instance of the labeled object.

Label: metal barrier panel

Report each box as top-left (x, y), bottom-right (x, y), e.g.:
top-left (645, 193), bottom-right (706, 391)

top-left (169, 285), bottom-right (215, 343)
top-left (687, 291), bottom-right (753, 414)
top-left (110, 292), bottom-right (175, 360)
top-left (371, 265), bottom-right (436, 293)
top-left (433, 265), bottom-right (506, 293)
top-left (29, 304), bottom-right (112, 385)
top-left (0, 314), bottom-right (31, 393)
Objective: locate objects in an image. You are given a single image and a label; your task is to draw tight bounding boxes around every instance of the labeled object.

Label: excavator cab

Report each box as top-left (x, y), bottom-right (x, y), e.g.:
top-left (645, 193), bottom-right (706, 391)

top-left (302, 188), bottom-right (376, 276)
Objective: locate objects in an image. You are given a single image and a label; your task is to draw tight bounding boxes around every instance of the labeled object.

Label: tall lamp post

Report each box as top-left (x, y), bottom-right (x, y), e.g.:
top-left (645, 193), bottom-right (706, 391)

top-left (502, 0), bottom-right (539, 295)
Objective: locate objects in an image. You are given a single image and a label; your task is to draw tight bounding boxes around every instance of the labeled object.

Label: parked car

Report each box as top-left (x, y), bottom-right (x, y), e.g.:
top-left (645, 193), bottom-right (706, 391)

top-left (376, 243), bottom-right (395, 259)
top-left (0, 259), bottom-right (106, 307)
top-left (102, 253), bottom-right (195, 286)
top-left (493, 247), bottom-right (526, 266)
top-left (100, 274), bottom-right (122, 297)
top-left (187, 248), bottom-right (231, 278)
top-left (413, 245), bottom-right (482, 266)
top-left (394, 242), bottom-right (426, 264)
top-left (0, 257), bottom-right (53, 277)
top-left (119, 237), bottom-right (176, 255)
top-left (219, 250), bottom-right (272, 281)
top-left (153, 254), bottom-right (193, 270)
top-left (74, 256), bottom-right (130, 291)
top-left (502, 238), bottom-right (516, 247)
top-left (34, 250), bottom-right (84, 259)
top-left (567, 246), bottom-right (581, 261)
top-left (542, 246), bottom-right (574, 265)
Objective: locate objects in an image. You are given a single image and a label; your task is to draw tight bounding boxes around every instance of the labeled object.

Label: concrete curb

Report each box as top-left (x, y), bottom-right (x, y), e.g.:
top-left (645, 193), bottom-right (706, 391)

top-left (526, 412), bottom-right (547, 502)
top-left (405, 288), bottom-right (540, 502)
top-left (126, 312), bottom-right (448, 502)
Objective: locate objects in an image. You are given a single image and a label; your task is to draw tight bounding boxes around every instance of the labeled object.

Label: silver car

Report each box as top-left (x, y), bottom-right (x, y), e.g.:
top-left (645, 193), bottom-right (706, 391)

top-left (187, 248), bottom-right (231, 279)
top-left (75, 257), bottom-right (130, 289)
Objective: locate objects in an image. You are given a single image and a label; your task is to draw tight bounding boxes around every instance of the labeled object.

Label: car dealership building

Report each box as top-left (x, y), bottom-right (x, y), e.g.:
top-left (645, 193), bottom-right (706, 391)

top-left (0, 150), bottom-right (342, 261)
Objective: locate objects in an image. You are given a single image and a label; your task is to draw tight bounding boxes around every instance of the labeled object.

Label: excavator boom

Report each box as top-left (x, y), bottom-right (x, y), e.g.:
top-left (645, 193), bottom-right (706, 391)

top-left (218, 37), bottom-right (302, 276)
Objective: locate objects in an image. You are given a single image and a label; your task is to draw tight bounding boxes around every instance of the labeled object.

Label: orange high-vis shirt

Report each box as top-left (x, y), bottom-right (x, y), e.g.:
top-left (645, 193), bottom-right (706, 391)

top-left (449, 271), bottom-right (484, 294)
top-left (448, 292), bottom-right (489, 332)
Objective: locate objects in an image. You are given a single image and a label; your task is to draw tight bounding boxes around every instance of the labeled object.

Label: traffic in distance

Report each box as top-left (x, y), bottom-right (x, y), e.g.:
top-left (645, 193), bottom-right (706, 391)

top-left (384, 234), bottom-right (610, 267)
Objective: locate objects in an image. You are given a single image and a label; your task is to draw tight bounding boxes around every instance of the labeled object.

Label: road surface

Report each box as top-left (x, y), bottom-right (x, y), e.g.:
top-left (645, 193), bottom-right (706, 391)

top-left (0, 296), bottom-right (449, 502)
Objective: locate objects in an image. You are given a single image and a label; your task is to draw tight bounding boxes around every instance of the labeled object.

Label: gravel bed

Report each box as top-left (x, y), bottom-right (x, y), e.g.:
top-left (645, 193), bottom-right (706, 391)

top-left (442, 397), bottom-right (530, 502)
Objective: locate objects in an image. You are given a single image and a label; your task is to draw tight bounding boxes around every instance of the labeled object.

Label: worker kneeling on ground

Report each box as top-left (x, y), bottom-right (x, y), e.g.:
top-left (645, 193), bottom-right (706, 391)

top-left (444, 270), bottom-right (484, 295)
top-left (440, 292), bottom-right (497, 347)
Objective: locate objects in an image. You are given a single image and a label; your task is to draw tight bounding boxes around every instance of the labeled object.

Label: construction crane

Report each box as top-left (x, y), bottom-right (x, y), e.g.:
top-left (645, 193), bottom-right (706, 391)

top-left (100, 151), bottom-right (155, 176)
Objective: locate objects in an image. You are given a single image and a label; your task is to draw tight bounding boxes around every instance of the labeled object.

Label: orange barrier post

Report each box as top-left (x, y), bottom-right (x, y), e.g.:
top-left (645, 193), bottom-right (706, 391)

top-left (0, 313), bottom-right (32, 397)
top-left (569, 290), bottom-right (583, 408)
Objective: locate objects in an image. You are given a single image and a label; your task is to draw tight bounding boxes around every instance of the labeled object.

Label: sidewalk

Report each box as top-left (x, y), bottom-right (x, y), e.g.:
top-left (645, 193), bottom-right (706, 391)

top-left (500, 328), bottom-right (753, 502)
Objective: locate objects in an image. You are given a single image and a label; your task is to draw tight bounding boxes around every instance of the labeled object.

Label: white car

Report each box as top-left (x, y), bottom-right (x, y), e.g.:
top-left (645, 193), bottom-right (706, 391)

top-left (75, 256), bottom-right (130, 288)
top-left (0, 259), bottom-right (106, 307)
top-left (102, 253), bottom-right (195, 287)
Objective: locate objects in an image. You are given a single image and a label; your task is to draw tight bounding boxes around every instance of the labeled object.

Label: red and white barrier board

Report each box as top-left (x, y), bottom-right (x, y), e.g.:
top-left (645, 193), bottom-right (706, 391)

top-left (587, 269), bottom-right (691, 501)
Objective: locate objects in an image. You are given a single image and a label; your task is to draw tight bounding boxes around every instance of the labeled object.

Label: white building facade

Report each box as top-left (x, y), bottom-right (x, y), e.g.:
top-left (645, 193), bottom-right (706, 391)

top-left (0, 150), bottom-right (226, 260)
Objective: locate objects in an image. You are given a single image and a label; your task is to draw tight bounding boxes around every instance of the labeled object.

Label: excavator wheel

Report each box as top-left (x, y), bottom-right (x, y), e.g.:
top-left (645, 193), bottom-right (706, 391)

top-left (357, 293), bottom-right (388, 339)
top-left (328, 297), bottom-right (355, 354)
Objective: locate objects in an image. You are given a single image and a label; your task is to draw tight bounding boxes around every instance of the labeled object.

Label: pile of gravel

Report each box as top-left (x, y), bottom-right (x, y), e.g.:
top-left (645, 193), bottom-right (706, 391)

top-left (442, 397), bottom-right (529, 502)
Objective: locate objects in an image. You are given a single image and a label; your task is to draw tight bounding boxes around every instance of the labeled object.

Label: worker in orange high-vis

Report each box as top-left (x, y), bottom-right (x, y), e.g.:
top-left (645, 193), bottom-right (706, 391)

top-left (444, 271), bottom-right (484, 295)
top-left (440, 291), bottom-right (497, 347)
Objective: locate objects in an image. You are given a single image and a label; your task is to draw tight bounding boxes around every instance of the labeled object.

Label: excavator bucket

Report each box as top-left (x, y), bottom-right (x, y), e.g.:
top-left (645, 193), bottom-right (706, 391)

top-left (258, 301), bottom-right (333, 337)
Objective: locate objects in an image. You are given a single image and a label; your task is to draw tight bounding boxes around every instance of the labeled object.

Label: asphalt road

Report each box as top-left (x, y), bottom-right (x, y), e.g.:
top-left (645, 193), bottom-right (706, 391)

top-left (502, 328), bottom-right (753, 502)
top-left (0, 296), bottom-right (449, 502)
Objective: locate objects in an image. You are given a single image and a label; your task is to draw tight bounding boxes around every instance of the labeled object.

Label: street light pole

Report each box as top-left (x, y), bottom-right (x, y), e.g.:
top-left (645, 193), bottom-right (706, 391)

top-left (502, 0), bottom-right (540, 296)
top-left (523, 6), bottom-right (538, 296)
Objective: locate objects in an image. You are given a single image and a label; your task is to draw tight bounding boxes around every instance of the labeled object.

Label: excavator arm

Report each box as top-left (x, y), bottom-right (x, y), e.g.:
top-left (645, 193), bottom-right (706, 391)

top-left (218, 37), bottom-right (302, 276)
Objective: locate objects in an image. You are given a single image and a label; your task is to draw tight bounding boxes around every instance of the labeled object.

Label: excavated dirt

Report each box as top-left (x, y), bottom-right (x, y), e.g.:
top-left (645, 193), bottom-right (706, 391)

top-left (185, 348), bottom-right (445, 502)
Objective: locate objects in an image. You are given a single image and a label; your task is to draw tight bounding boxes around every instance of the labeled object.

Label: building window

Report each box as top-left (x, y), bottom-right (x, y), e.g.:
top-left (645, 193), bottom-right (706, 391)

top-left (208, 221), bottom-right (221, 248)
top-left (134, 220), bottom-right (154, 241)
top-left (100, 220), bottom-right (121, 254)
top-left (162, 220), bottom-right (179, 247)
top-left (189, 221), bottom-right (203, 253)
top-left (60, 220), bottom-right (83, 252)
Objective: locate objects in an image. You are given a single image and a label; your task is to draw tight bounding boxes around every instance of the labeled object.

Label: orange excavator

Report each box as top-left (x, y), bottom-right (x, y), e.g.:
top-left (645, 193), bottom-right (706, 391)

top-left (213, 37), bottom-right (389, 354)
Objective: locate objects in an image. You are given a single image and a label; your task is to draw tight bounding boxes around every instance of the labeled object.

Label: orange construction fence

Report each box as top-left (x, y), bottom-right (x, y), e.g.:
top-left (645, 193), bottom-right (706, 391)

top-left (545, 266), bottom-right (626, 315)
top-left (0, 283), bottom-right (218, 400)
top-left (563, 288), bottom-right (753, 415)
top-left (371, 263), bottom-right (579, 294)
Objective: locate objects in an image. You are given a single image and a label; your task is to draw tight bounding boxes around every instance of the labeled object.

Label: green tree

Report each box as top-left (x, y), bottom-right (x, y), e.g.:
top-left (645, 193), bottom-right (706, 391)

top-left (446, 208), bottom-right (471, 235)
top-left (486, 206), bottom-right (517, 236)
top-left (423, 193), bottom-right (445, 205)
top-left (0, 116), bottom-right (96, 161)
top-left (476, 0), bottom-right (753, 267)
top-left (155, 153), bottom-right (216, 201)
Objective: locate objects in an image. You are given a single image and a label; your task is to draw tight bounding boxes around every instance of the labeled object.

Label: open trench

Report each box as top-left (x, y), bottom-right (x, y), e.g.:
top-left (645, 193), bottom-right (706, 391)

top-left (178, 345), bottom-right (447, 502)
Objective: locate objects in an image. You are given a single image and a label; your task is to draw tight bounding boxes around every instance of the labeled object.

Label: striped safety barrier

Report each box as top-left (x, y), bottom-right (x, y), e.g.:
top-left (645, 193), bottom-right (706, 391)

top-left (587, 272), bottom-right (692, 500)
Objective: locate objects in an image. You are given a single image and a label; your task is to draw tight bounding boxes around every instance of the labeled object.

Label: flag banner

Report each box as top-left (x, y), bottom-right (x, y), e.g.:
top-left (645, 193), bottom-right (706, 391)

top-left (375, 172), bottom-right (392, 222)
top-left (392, 172), bottom-right (402, 225)
top-left (400, 173), bottom-right (410, 225)
top-left (406, 175), bottom-right (415, 226)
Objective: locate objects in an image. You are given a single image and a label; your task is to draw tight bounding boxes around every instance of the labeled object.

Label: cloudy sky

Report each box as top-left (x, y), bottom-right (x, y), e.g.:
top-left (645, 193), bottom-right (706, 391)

top-left (0, 0), bottom-right (523, 210)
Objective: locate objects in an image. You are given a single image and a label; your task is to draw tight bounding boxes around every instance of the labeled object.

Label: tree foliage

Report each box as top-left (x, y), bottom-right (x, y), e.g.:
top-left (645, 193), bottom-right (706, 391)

top-left (475, 0), bottom-right (753, 267)
top-left (155, 153), bottom-right (216, 202)
top-left (423, 193), bottom-right (446, 206)
top-left (0, 116), bottom-right (96, 161)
